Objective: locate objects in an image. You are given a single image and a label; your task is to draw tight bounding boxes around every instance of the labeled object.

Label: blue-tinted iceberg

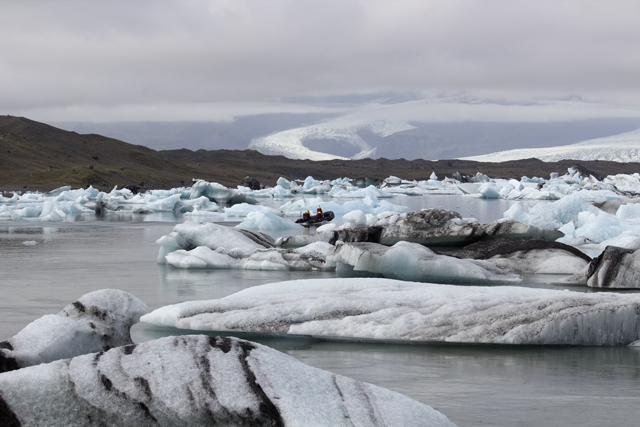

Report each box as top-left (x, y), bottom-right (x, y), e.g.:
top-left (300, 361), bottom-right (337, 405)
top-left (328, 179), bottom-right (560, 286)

top-left (329, 241), bottom-right (521, 284)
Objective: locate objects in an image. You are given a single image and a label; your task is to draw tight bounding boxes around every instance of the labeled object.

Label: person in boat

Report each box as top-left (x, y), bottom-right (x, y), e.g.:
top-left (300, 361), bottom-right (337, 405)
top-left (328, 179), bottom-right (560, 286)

top-left (302, 210), bottom-right (310, 221)
top-left (317, 206), bottom-right (323, 219)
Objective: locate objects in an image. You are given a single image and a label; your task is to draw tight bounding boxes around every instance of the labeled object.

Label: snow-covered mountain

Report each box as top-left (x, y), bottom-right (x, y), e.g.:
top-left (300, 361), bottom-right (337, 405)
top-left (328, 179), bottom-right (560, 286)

top-left (461, 128), bottom-right (640, 163)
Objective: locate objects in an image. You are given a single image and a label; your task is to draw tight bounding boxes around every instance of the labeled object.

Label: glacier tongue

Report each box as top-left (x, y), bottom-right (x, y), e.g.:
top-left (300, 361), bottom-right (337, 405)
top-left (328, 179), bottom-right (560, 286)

top-left (0, 335), bottom-right (456, 427)
top-left (141, 278), bottom-right (640, 346)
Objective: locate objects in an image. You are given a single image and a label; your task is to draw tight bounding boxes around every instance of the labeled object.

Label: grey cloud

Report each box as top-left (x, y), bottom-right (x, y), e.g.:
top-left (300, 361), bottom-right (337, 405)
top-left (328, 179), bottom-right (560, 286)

top-left (2, 0), bottom-right (640, 121)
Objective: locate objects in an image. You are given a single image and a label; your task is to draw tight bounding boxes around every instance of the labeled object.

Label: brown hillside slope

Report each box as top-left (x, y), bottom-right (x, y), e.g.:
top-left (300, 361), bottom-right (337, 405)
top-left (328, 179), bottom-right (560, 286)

top-left (1, 115), bottom-right (639, 192)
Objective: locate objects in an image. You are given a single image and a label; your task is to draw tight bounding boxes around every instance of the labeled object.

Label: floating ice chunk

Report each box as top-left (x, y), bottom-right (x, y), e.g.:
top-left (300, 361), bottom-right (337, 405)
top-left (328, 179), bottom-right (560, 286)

top-left (293, 242), bottom-right (335, 260)
top-left (176, 221), bottom-right (273, 250)
top-left (342, 210), bottom-right (367, 227)
top-left (165, 245), bottom-right (330, 271)
top-left (503, 194), bottom-right (601, 229)
top-left (478, 183), bottom-right (501, 199)
top-left (224, 203), bottom-right (280, 217)
top-left (329, 241), bottom-right (521, 284)
top-left (190, 179), bottom-right (257, 205)
top-left (142, 278), bottom-right (640, 346)
top-left (0, 290), bottom-right (147, 373)
top-left (576, 245), bottom-right (640, 288)
top-left (236, 211), bottom-right (302, 231)
top-left (0, 335), bottom-right (456, 427)
top-left (446, 238), bottom-right (591, 274)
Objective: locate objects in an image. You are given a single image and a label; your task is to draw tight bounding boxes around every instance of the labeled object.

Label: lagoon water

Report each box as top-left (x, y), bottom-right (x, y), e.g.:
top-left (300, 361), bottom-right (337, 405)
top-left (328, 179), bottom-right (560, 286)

top-left (1, 195), bottom-right (639, 426)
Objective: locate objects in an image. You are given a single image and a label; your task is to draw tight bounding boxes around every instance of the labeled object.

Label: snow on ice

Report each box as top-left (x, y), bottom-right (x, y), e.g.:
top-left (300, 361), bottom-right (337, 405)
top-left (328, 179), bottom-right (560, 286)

top-left (0, 290), bottom-right (147, 373)
top-left (142, 278), bottom-right (640, 346)
top-left (0, 335), bottom-right (456, 427)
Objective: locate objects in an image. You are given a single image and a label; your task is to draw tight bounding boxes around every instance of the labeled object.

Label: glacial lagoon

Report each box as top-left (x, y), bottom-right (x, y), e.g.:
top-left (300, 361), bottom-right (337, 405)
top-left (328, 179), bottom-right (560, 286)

top-left (2, 192), bottom-right (640, 426)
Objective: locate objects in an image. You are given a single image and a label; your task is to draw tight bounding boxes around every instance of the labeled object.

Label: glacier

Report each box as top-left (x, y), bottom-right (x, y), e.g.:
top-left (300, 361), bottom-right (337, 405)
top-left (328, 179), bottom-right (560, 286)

top-left (461, 127), bottom-right (640, 163)
top-left (141, 278), bottom-right (640, 346)
top-left (0, 335), bottom-right (456, 427)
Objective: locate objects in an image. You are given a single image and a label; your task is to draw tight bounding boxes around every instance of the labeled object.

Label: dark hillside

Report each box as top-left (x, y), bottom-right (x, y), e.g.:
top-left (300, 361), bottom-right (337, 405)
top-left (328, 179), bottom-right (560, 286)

top-left (1, 116), bottom-right (639, 192)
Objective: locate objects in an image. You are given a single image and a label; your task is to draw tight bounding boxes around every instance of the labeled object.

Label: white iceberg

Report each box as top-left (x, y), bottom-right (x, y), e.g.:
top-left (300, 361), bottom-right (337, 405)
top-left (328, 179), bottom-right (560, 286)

top-left (142, 278), bottom-right (640, 346)
top-left (0, 289), bottom-right (147, 373)
top-left (0, 335), bottom-right (456, 427)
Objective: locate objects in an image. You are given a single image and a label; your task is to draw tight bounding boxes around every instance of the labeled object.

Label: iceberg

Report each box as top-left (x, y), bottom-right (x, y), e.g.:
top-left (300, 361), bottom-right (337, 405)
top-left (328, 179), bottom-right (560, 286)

top-left (561, 245), bottom-right (640, 288)
top-left (0, 290), bottom-right (147, 373)
top-left (142, 278), bottom-right (640, 346)
top-left (189, 179), bottom-right (257, 205)
top-left (329, 241), bottom-right (521, 284)
top-left (0, 335), bottom-right (456, 427)
top-left (446, 237), bottom-right (591, 274)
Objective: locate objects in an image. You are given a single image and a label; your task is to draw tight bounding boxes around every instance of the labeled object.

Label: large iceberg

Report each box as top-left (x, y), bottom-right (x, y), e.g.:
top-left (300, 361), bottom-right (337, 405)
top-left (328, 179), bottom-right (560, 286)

top-left (329, 241), bottom-right (521, 284)
top-left (142, 278), bottom-right (640, 346)
top-left (0, 335), bottom-right (456, 427)
top-left (277, 209), bottom-right (562, 248)
top-left (0, 290), bottom-right (147, 373)
top-left (446, 237), bottom-right (591, 274)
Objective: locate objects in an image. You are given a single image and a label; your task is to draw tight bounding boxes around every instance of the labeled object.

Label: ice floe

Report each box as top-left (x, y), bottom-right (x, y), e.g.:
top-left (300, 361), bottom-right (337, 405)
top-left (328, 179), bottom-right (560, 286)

top-left (0, 335), bottom-right (456, 427)
top-left (141, 278), bottom-right (640, 346)
top-left (329, 241), bottom-right (521, 283)
top-left (446, 237), bottom-right (591, 274)
top-left (560, 243), bottom-right (640, 288)
top-left (0, 290), bottom-right (147, 373)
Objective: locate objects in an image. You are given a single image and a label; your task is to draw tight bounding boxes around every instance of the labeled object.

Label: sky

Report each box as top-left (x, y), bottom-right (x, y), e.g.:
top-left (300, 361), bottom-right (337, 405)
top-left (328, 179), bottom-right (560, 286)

top-left (2, 0), bottom-right (640, 124)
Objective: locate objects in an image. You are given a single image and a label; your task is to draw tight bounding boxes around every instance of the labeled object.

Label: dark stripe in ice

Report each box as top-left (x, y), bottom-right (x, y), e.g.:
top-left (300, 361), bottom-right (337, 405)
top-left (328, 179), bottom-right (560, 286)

top-left (235, 340), bottom-right (285, 427)
top-left (0, 342), bottom-right (13, 351)
top-left (134, 377), bottom-right (152, 399)
top-left (0, 391), bottom-right (22, 427)
top-left (588, 246), bottom-right (635, 287)
top-left (0, 354), bottom-right (19, 374)
top-left (122, 344), bottom-right (136, 355)
top-left (447, 237), bottom-right (592, 261)
top-left (100, 373), bottom-right (113, 391)
top-left (137, 402), bottom-right (157, 422)
top-left (72, 301), bottom-right (86, 312)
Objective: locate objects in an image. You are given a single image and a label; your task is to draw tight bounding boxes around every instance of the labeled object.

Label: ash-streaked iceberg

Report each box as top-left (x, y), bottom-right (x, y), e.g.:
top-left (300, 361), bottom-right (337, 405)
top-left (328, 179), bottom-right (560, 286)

top-left (560, 244), bottom-right (640, 288)
top-left (0, 335), bottom-right (456, 427)
top-left (329, 241), bottom-right (521, 284)
top-left (446, 237), bottom-right (591, 274)
top-left (0, 289), bottom-right (147, 373)
top-left (141, 278), bottom-right (640, 346)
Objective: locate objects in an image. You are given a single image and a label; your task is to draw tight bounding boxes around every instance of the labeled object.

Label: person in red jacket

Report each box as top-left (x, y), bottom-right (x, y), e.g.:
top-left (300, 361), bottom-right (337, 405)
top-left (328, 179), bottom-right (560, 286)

top-left (317, 206), bottom-right (323, 218)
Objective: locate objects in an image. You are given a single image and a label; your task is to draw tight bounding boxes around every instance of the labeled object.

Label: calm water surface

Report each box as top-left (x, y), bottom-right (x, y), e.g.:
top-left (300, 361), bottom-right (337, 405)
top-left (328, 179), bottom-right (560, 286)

top-left (1, 195), bottom-right (639, 427)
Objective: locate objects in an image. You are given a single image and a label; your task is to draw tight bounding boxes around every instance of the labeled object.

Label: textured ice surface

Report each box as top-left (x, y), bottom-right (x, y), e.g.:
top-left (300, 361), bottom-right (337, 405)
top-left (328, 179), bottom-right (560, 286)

top-left (562, 245), bottom-right (640, 288)
top-left (142, 278), bottom-right (640, 345)
top-left (165, 245), bottom-right (331, 271)
top-left (0, 290), bottom-right (147, 373)
top-left (0, 335), bottom-right (456, 427)
top-left (329, 241), bottom-right (521, 284)
top-left (236, 211), bottom-right (302, 231)
top-left (446, 238), bottom-right (591, 274)
top-left (189, 179), bottom-right (257, 205)
top-left (461, 128), bottom-right (640, 163)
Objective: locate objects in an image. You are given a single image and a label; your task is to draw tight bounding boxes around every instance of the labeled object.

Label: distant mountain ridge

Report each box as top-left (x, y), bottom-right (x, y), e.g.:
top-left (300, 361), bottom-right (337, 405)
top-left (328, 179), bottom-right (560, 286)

top-left (2, 116), bottom-right (640, 192)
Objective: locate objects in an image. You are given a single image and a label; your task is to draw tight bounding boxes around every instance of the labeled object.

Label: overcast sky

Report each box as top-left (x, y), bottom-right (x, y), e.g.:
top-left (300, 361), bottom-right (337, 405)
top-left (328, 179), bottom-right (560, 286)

top-left (2, 0), bottom-right (640, 123)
